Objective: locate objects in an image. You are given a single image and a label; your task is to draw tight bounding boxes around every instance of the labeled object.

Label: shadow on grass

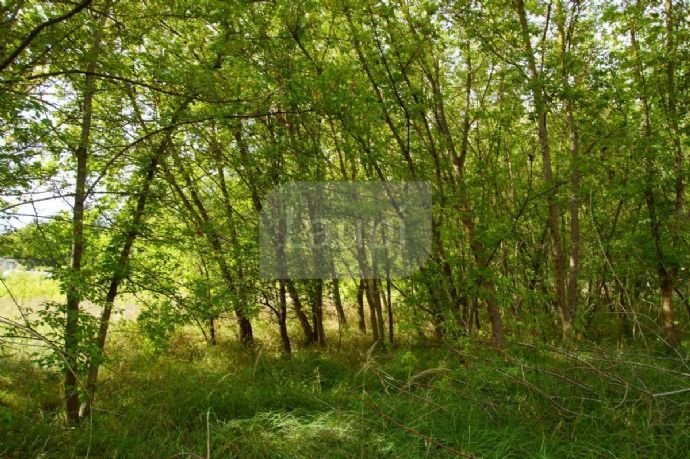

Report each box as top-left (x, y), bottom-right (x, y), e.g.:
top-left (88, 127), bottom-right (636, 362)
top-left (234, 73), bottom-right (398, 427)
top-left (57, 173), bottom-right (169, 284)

top-left (2, 330), bottom-right (690, 458)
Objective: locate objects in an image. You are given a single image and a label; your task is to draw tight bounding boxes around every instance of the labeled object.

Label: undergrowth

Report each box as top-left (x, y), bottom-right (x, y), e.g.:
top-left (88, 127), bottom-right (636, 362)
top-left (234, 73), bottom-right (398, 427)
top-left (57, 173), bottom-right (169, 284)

top-left (1, 327), bottom-right (690, 458)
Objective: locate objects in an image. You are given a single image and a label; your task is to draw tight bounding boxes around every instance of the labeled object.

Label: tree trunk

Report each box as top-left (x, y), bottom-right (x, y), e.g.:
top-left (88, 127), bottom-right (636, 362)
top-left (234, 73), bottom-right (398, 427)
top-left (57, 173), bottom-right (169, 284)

top-left (664, 0), bottom-right (682, 347)
top-left (384, 277), bottom-right (394, 345)
top-left (556, 0), bottom-right (581, 321)
top-left (357, 278), bottom-right (366, 333)
top-left (278, 280), bottom-right (292, 354)
top-left (354, 220), bottom-right (385, 345)
top-left (515, 0), bottom-right (571, 337)
top-left (81, 106), bottom-right (183, 420)
top-left (427, 41), bottom-right (504, 347)
top-left (311, 280), bottom-right (326, 347)
top-left (307, 194), bottom-right (326, 347)
top-left (629, 12), bottom-right (679, 347)
top-left (285, 280), bottom-right (315, 344)
top-left (64, 4), bottom-right (105, 425)
top-left (367, 283), bottom-right (379, 344)
top-left (665, 0), bottom-right (684, 232)
top-left (372, 278), bottom-right (385, 345)
top-left (332, 278), bottom-right (347, 328)
top-left (165, 161), bottom-right (254, 345)
top-left (361, 278), bottom-right (385, 346)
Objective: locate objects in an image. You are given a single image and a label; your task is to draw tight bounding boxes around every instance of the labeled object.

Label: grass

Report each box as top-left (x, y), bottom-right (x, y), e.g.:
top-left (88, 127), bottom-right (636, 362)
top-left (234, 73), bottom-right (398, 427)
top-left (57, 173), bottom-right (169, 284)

top-left (1, 323), bottom-right (690, 458)
top-left (1, 275), bottom-right (689, 457)
top-left (0, 270), bottom-right (141, 322)
top-left (0, 271), bottom-right (62, 319)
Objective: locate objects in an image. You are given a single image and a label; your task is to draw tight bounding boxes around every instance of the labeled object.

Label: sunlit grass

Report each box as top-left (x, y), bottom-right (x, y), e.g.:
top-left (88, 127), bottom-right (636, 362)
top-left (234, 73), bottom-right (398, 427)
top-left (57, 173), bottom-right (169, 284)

top-left (2, 322), bottom-right (690, 458)
top-left (0, 270), bottom-right (62, 311)
top-left (0, 270), bottom-right (141, 323)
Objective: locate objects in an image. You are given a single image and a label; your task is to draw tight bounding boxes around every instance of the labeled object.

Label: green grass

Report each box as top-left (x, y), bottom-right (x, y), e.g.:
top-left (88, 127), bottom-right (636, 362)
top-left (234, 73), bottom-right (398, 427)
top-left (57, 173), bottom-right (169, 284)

top-left (0, 271), bottom-right (62, 320)
top-left (0, 270), bottom-right (140, 324)
top-left (0, 271), bottom-right (62, 301)
top-left (2, 325), bottom-right (690, 458)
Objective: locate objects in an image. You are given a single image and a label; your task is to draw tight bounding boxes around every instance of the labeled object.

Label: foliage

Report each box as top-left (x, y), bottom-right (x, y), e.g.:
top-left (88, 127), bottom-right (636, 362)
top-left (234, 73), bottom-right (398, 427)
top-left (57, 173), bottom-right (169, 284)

top-left (0, 0), bottom-right (689, 448)
top-left (2, 335), bottom-right (690, 458)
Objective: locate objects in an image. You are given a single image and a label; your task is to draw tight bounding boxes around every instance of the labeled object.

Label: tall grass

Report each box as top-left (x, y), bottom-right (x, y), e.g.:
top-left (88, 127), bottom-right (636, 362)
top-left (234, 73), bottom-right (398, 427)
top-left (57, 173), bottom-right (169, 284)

top-left (2, 326), bottom-right (690, 458)
top-left (0, 271), bottom-right (61, 304)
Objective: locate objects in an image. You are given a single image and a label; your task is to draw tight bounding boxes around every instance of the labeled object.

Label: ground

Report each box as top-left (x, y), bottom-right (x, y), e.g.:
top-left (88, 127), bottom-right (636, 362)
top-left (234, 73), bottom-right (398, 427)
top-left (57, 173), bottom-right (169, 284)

top-left (1, 275), bottom-right (690, 458)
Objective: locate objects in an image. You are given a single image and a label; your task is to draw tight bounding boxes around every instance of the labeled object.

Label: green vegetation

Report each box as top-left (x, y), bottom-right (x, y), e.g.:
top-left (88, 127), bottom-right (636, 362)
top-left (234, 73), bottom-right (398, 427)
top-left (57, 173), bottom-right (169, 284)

top-left (0, 272), bottom-right (61, 303)
top-left (2, 0), bottom-right (690, 456)
top-left (3, 324), bottom-right (690, 458)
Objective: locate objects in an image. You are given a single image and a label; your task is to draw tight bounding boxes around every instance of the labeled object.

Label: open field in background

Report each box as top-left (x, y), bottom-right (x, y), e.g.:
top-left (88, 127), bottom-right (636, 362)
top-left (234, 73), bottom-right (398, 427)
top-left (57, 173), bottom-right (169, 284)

top-left (0, 271), bottom-right (141, 322)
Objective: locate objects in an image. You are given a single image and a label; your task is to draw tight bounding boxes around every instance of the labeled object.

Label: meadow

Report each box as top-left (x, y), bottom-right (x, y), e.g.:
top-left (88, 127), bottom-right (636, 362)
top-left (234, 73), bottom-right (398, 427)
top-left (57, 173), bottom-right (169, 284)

top-left (2, 274), bottom-right (690, 458)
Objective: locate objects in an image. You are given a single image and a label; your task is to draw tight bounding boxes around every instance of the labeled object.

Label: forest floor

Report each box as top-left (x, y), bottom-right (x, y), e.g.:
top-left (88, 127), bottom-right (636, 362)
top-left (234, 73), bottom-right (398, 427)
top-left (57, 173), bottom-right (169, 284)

top-left (2, 316), bottom-right (690, 458)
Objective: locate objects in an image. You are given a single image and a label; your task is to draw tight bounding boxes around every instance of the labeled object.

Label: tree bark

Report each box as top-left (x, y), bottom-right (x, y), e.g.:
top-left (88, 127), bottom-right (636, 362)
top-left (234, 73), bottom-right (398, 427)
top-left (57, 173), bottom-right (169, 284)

top-left (629, 9), bottom-right (679, 347)
top-left (357, 278), bottom-right (366, 333)
top-left (64, 4), bottom-right (106, 425)
top-left (311, 280), bottom-right (326, 347)
top-left (556, 0), bottom-right (581, 321)
top-left (332, 278), bottom-right (347, 328)
top-left (383, 277), bottom-right (394, 345)
top-left (286, 280), bottom-right (316, 344)
top-left (423, 35), bottom-right (504, 347)
top-left (664, 0), bottom-right (682, 346)
top-left (278, 280), bottom-right (292, 354)
top-left (515, 0), bottom-right (571, 337)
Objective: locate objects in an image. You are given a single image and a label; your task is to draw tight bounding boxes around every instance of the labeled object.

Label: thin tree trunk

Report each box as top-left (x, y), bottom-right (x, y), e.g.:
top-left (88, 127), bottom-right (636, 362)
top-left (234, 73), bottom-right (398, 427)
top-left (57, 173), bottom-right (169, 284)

top-left (515, 0), bottom-right (571, 337)
top-left (165, 161), bottom-right (253, 345)
top-left (332, 278), bottom-right (347, 328)
top-left (209, 318), bottom-right (217, 345)
top-left (372, 278), bottom-right (385, 345)
top-left (81, 104), bottom-right (183, 420)
top-left (665, 0), bottom-right (684, 232)
top-left (311, 280), bottom-right (326, 347)
top-left (424, 36), bottom-right (504, 347)
top-left (367, 282), bottom-right (379, 343)
top-left (64, 5), bottom-right (106, 425)
top-left (363, 279), bottom-right (384, 345)
top-left (557, 1), bottom-right (581, 321)
top-left (354, 220), bottom-right (385, 345)
top-left (665, 0), bottom-right (682, 346)
top-left (307, 194), bottom-right (326, 347)
top-left (286, 280), bottom-right (315, 344)
top-left (278, 280), bottom-right (292, 354)
top-left (385, 276), bottom-right (394, 345)
top-left (357, 278), bottom-right (366, 333)
top-left (629, 11), bottom-right (678, 347)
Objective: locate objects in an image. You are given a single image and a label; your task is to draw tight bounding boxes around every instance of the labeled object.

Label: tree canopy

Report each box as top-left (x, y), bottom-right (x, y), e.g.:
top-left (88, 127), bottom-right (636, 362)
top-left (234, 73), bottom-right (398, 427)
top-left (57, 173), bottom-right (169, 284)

top-left (1, 0), bottom-right (689, 432)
